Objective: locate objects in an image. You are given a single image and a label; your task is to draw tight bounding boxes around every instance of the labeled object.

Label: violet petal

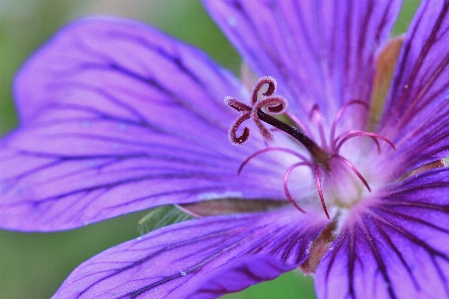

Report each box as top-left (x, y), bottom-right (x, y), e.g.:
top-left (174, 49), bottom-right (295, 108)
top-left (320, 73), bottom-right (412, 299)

top-left (53, 209), bottom-right (327, 299)
top-left (203, 0), bottom-right (402, 124)
top-left (0, 18), bottom-right (294, 231)
top-left (316, 168), bottom-right (449, 299)
top-left (378, 0), bottom-right (449, 176)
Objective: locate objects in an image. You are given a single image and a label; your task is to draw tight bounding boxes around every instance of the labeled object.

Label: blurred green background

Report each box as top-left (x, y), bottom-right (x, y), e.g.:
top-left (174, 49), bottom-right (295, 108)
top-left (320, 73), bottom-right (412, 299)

top-left (0, 0), bottom-right (420, 298)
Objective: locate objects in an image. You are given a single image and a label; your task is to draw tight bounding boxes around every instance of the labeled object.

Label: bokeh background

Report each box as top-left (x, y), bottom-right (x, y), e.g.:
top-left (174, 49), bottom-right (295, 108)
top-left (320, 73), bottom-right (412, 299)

top-left (0, 0), bottom-right (420, 298)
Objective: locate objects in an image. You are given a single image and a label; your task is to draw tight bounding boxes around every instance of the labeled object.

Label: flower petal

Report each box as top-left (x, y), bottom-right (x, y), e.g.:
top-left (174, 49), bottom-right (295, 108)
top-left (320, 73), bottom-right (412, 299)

top-left (316, 168), bottom-right (449, 299)
top-left (203, 0), bottom-right (402, 126)
top-left (52, 209), bottom-right (327, 299)
top-left (378, 0), bottom-right (449, 176)
top-left (0, 17), bottom-right (295, 231)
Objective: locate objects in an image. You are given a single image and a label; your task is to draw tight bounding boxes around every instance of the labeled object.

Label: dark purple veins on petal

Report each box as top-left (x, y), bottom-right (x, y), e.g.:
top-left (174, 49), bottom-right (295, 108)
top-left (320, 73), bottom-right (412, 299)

top-left (378, 0), bottom-right (449, 177)
top-left (0, 18), bottom-right (292, 231)
top-left (204, 0), bottom-right (402, 122)
top-left (54, 210), bottom-right (328, 299)
top-left (316, 168), bottom-right (449, 299)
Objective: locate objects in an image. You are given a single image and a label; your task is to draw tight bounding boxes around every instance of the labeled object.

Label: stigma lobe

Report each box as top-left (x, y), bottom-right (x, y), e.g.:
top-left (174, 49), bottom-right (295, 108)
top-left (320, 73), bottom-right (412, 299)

top-left (226, 76), bottom-right (330, 165)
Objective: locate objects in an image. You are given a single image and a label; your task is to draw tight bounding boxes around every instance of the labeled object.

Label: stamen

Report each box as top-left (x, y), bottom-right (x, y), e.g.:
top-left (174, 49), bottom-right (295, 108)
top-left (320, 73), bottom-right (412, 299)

top-left (330, 154), bottom-right (371, 192)
top-left (238, 147), bottom-right (310, 175)
top-left (330, 100), bottom-right (369, 142)
top-left (309, 104), bottom-right (328, 149)
top-left (314, 165), bottom-right (330, 219)
top-left (334, 130), bottom-right (396, 153)
top-left (283, 162), bottom-right (310, 214)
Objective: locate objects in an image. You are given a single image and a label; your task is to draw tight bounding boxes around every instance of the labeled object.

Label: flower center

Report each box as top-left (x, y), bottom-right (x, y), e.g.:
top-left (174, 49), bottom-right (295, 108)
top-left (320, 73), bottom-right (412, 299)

top-left (226, 76), bottom-right (395, 219)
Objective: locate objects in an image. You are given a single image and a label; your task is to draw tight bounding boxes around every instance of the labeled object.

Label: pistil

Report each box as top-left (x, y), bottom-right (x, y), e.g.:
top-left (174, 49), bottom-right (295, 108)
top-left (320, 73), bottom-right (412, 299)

top-left (256, 109), bottom-right (330, 168)
top-left (226, 76), bottom-right (395, 219)
top-left (226, 76), bottom-right (331, 167)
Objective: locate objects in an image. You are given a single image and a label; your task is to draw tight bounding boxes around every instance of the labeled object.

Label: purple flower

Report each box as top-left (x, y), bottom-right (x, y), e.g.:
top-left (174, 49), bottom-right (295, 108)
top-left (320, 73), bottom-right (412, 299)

top-left (1, 0), bottom-right (449, 298)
